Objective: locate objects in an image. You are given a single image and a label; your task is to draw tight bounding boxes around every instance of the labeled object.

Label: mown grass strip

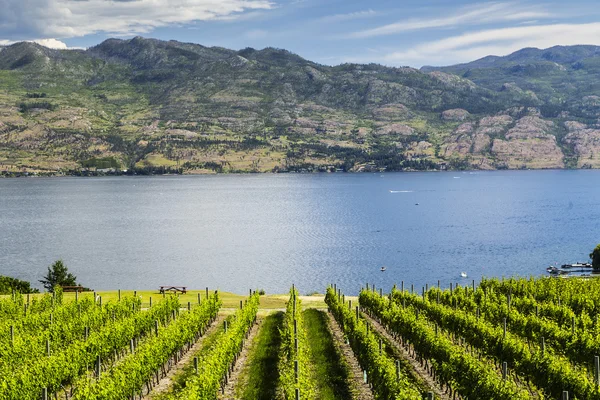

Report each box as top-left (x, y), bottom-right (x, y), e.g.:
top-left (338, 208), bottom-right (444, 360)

top-left (235, 312), bottom-right (284, 400)
top-left (303, 308), bottom-right (353, 400)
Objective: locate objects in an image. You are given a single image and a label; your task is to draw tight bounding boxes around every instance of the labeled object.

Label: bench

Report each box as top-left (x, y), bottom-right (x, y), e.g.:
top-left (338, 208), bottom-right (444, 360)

top-left (61, 286), bottom-right (86, 293)
top-left (159, 286), bottom-right (187, 294)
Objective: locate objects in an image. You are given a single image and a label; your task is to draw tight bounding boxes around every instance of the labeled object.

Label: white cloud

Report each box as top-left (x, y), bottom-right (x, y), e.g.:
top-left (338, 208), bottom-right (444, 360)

top-left (347, 2), bottom-right (553, 38)
top-left (0, 0), bottom-right (274, 40)
top-left (318, 9), bottom-right (377, 23)
top-left (0, 38), bottom-right (83, 49)
top-left (381, 23), bottom-right (600, 66)
top-left (32, 38), bottom-right (69, 49)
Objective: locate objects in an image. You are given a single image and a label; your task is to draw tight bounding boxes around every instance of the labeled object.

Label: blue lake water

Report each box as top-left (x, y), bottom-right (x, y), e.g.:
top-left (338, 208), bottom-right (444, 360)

top-left (1, 170), bottom-right (599, 295)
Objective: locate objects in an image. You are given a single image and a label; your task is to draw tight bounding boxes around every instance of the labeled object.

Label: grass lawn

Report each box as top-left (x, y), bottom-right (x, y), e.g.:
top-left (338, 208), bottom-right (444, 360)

top-left (235, 312), bottom-right (284, 399)
top-left (2, 290), bottom-right (334, 310)
top-left (303, 308), bottom-right (353, 399)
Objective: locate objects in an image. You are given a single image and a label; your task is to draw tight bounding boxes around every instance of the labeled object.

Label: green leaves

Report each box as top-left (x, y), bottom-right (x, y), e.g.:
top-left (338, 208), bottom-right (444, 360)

top-left (326, 287), bottom-right (421, 400)
top-left (278, 287), bottom-right (316, 399)
top-left (175, 292), bottom-right (259, 399)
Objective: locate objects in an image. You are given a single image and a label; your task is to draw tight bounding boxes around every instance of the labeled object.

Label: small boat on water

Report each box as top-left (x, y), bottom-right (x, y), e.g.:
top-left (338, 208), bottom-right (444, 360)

top-left (547, 266), bottom-right (570, 275)
top-left (460, 272), bottom-right (467, 278)
top-left (380, 266), bottom-right (387, 272)
top-left (561, 262), bottom-right (593, 269)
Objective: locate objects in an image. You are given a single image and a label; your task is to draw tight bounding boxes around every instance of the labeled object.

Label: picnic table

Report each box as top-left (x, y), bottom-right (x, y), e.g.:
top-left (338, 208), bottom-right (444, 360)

top-left (60, 285), bottom-right (86, 293)
top-left (159, 286), bottom-right (187, 294)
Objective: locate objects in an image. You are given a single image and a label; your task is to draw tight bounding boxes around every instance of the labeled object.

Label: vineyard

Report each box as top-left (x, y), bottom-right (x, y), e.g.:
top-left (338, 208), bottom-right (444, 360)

top-left (2, 277), bottom-right (600, 399)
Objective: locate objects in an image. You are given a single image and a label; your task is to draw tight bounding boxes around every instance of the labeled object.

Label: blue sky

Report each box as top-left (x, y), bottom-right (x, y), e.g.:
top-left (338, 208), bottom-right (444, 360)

top-left (2, 0), bottom-right (600, 67)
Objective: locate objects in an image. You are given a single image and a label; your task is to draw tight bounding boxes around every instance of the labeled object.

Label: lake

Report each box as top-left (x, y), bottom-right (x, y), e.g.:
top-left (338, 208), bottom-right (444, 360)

top-left (1, 170), bottom-right (599, 295)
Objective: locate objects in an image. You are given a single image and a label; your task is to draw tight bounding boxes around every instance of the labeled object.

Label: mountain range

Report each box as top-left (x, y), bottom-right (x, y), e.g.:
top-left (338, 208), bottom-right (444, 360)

top-left (1, 37), bottom-right (600, 175)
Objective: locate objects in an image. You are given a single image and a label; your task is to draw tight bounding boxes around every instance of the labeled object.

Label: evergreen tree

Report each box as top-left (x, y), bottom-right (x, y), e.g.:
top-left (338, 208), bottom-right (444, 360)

top-left (39, 260), bottom-right (77, 292)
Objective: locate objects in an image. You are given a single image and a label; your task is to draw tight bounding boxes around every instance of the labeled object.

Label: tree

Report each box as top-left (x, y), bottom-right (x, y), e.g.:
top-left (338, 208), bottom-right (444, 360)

top-left (590, 244), bottom-right (600, 272)
top-left (39, 260), bottom-right (77, 292)
top-left (0, 276), bottom-right (39, 294)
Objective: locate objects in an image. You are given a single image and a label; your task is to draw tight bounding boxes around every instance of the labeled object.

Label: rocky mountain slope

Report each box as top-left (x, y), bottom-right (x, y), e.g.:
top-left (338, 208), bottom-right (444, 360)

top-left (1, 38), bottom-right (600, 175)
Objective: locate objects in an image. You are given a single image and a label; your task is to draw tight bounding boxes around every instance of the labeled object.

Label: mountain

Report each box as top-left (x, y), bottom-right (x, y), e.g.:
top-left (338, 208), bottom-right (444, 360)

top-left (1, 38), bottom-right (600, 175)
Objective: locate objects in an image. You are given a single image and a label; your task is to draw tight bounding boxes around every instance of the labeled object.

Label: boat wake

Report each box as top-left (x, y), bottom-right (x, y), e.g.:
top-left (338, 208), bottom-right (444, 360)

top-left (389, 190), bottom-right (414, 193)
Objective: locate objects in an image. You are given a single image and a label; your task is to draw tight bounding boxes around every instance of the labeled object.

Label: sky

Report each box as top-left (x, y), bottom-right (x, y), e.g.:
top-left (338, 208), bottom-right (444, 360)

top-left (2, 0), bottom-right (600, 67)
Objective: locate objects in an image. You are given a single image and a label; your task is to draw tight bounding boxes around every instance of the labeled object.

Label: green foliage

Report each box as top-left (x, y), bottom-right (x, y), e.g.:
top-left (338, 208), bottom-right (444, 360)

top-left (0, 275), bottom-right (39, 294)
top-left (277, 287), bottom-right (316, 399)
top-left (590, 244), bottom-right (600, 271)
top-left (71, 294), bottom-right (221, 399)
top-left (18, 101), bottom-right (56, 113)
top-left (80, 157), bottom-right (121, 169)
top-left (176, 292), bottom-right (259, 399)
top-left (0, 295), bottom-right (179, 399)
top-left (326, 287), bottom-right (422, 400)
top-left (39, 260), bottom-right (77, 292)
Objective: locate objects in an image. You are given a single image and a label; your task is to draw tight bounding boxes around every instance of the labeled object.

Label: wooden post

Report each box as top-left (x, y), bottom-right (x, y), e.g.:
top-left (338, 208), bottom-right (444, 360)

top-left (379, 288), bottom-right (382, 297)
top-left (240, 300), bottom-right (243, 310)
top-left (356, 306), bottom-right (360, 321)
top-left (10, 326), bottom-right (14, 346)
top-left (562, 391), bottom-right (569, 400)
top-left (46, 339), bottom-right (50, 356)
top-left (188, 301), bottom-right (191, 311)
top-left (206, 287), bottom-right (209, 299)
top-left (396, 360), bottom-right (401, 380)
top-left (42, 388), bottom-right (48, 400)
top-left (379, 339), bottom-right (383, 354)
top-left (224, 320), bottom-right (228, 333)
top-left (130, 339), bottom-right (134, 354)
top-left (95, 355), bottom-right (101, 378)
top-left (198, 293), bottom-right (201, 304)
top-left (411, 284), bottom-right (414, 294)
top-left (363, 370), bottom-right (367, 383)
top-left (295, 337), bottom-right (298, 352)
top-left (293, 319), bottom-right (297, 336)
top-left (85, 326), bottom-right (89, 341)
top-left (294, 360), bottom-right (299, 382)
top-left (503, 318), bottom-right (507, 339)
top-left (99, 296), bottom-right (102, 307)
top-left (542, 337), bottom-right (546, 355)
top-left (118, 289), bottom-right (121, 301)
top-left (595, 355), bottom-right (600, 386)
top-left (502, 362), bottom-right (507, 380)
top-left (75, 291), bottom-right (78, 302)
top-left (349, 300), bottom-right (352, 310)
top-left (134, 290), bottom-right (137, 297)
top-left (150, 296), bottom-right (152, 307)
top-left (472, 279), bottom-right (475, 291)
top-left (295, 388), bottom-right (299, 400)
top-left (422, 287), bottom-right (425, 299)
top-left (155, 320), bottom-right (159, 336)
top-left (401, 281), bottom-right (404, 292)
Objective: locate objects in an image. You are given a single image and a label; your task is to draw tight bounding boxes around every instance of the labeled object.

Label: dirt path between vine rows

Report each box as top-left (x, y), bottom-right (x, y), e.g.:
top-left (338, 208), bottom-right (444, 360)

top-left (217, 317), bottom-right (263, 400)
top-left (144, 313), bottom-right (227, 399)
top-left (361, 313), bottom-right (451, 400)
top-left (324, 311), bottom-right (375, 400)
